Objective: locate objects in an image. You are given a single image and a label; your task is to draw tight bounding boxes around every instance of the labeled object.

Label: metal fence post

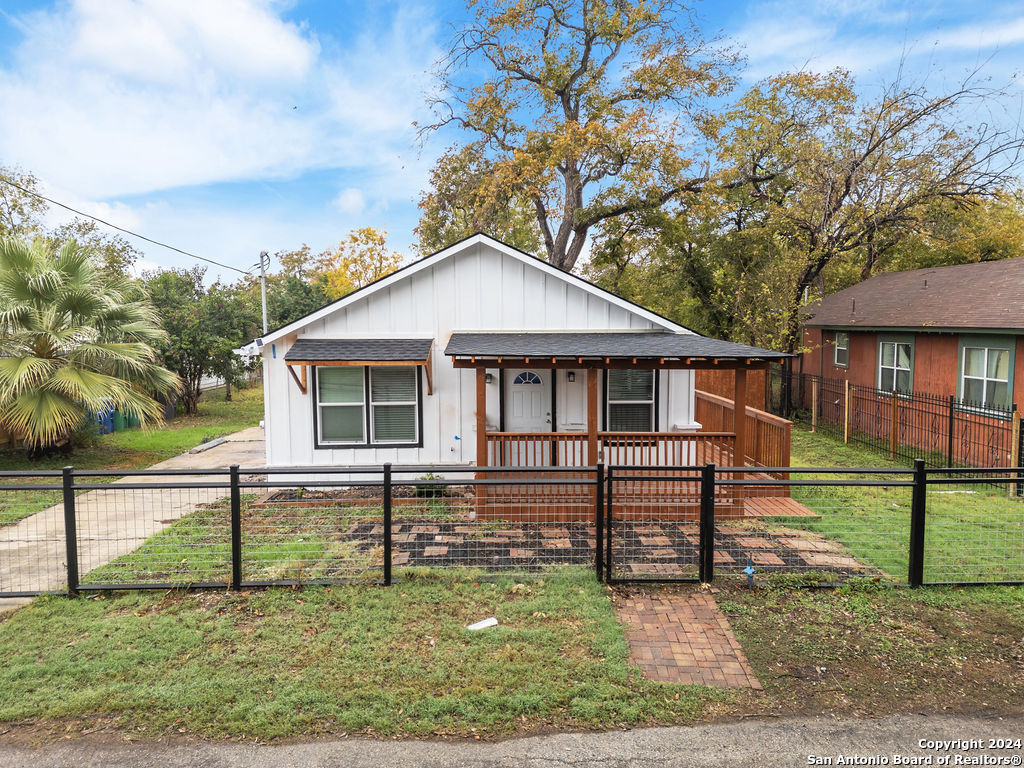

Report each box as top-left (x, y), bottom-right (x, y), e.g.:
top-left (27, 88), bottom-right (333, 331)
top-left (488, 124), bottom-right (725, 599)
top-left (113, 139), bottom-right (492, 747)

top-left (383, 463), bottom-right (393, 586)
top-left (605, 465), bottom-right (614, 582)
top-left (946, 395), bottom-right (955, 469)
top-left (595, 462), bottom-right (605, 581)
top-left (62, 466), bottom-right (79, 598)
top-left (229, 464), bottom-right (242, 590)
top-left (1010, 408), bottom-right (1021, 498)
top-left (699, 463), bottom-right (716, 583)
top-left (908, 458), bottom-right (927, 588)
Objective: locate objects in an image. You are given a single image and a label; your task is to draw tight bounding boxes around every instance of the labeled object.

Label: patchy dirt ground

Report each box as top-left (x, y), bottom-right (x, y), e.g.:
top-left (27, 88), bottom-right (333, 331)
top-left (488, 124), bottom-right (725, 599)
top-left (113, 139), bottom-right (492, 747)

top-left (706, 580), bottom-right (1024, 719)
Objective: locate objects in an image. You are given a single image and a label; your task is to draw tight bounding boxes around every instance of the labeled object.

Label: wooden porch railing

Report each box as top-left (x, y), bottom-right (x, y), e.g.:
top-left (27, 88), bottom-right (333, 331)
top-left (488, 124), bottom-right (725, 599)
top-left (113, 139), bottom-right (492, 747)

top-left (597, 432), bottom-right (734, 467)
top-left (694, 389), bottom-right (792, 469)
top-left (485, 431), bottom-right (737, 468)
top-left (486, 432), bottom-right (590, 467)
top-left (481, 431), bottom-right (742, 520)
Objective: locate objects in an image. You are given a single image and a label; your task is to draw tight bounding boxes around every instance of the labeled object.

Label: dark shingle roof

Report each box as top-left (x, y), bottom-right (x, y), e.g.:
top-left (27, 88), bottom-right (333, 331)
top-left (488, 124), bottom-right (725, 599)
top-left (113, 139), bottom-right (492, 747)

top-left (444, 332), bottom-right (787, 360)
top-left (284, 338), bottom-right (433, 362)
top-left (804, 258), bottom-right (1024, 330)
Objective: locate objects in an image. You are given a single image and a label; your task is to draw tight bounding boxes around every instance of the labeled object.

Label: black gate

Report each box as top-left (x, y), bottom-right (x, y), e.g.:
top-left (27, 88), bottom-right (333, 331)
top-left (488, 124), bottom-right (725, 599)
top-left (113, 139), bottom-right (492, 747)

top-left (600, 465), bottom-right (708, 584)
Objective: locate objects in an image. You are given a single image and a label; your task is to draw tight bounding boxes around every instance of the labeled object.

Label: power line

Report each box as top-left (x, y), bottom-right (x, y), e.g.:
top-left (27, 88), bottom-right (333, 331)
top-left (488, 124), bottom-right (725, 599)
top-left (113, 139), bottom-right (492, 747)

top-left (0, 177), bottom-right (251, 276)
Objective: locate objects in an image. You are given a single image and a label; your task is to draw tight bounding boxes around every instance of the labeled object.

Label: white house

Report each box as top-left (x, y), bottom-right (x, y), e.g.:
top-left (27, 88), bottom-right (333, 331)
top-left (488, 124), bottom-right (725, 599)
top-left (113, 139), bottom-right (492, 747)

top-left (255, 234), bottom-right (785, 475)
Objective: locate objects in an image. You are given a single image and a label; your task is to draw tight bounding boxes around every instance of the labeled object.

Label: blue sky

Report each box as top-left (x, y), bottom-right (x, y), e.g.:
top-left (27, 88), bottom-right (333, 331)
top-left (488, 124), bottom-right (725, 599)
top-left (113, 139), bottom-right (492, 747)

top-left (0, 0), bottom-right (1022, 281)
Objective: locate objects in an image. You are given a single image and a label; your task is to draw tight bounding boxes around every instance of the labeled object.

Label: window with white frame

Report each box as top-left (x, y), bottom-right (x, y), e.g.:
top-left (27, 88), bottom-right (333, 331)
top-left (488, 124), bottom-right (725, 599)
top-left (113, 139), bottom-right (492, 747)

top-left (834, 331), bottom-right (849, 368)
top-left (606, 369), bottom-right (655, 431)
top-left (316, 366), bottom-right (419, 445)
top-left (878, 341), bottom-right (912, 394)
top-left (961, 345), bottom-right (1010, 410)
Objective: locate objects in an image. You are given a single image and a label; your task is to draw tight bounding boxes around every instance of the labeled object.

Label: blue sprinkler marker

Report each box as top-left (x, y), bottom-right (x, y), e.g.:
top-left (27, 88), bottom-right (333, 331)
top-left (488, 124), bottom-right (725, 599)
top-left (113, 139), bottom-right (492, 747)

top-left (744, 559), bottom-right (755, 589)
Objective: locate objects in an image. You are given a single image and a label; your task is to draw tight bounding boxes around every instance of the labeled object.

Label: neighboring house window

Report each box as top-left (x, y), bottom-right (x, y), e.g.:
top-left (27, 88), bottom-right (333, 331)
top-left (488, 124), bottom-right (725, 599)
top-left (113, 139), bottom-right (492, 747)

top-left (878, 341), bottom-right (912, 394)
top-left (961, 345), bottom-right (1010, 410)
top-left (606, 369), bottom-right (655, 431)
top-left (317, 367), bottom-right (365, 443)
top-left (833, 331), bottom-right (849, 368)
top-left (316, 365), bottom-right (420, 446)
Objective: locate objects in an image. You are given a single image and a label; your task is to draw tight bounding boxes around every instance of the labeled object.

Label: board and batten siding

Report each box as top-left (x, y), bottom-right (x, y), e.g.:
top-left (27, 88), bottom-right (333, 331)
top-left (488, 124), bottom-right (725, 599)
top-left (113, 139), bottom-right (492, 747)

top-left (261, 240), bottom-right (697, 470)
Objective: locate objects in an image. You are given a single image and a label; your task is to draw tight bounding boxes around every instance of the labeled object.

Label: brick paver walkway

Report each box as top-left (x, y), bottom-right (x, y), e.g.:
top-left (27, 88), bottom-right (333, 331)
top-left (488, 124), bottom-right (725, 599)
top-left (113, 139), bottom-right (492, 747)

top-left (614, 591), bottom-right (762, 689)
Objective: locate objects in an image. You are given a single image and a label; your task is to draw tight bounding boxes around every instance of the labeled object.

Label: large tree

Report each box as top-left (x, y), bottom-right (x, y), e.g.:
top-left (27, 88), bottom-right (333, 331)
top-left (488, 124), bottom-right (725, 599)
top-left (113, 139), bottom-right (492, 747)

top-left (0, 238), bottom-right (179, 453)
top-left (589, 69), bottom-right (1024, 351)
top-left (415, 145), bottom-right (543, 254)
top-left (719, 69), bottom-right (1024, 351)
top-left (46, 218), bottom-right (141, 277)
top-left (146, 267), bottom-right (255, 415)
top-left (421, 0), bottom-right (738, 270)
top-left (0, 166), bottom-right (47, 239)
top-left (315, 228), bottom-right (404, 300)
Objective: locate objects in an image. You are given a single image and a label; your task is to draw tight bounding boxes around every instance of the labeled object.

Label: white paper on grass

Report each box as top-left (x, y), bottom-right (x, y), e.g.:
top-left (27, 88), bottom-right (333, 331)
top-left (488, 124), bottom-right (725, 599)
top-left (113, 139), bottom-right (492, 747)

top-left (466, 617), bottom-right (498, 631)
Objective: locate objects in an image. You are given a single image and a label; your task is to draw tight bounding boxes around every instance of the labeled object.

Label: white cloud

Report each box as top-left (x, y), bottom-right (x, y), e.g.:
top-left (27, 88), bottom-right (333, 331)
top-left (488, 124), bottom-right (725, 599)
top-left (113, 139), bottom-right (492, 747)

top-left (731, 1), bottom-right (1024, 83)
top-left (333, 187), bottom-right (366, 215)
top-left (932, 17), bottom-right (1024, 51)
top-left (64, 0), bottom-right (318, 83)
top-left (0, 0), bottom-right (440, 200)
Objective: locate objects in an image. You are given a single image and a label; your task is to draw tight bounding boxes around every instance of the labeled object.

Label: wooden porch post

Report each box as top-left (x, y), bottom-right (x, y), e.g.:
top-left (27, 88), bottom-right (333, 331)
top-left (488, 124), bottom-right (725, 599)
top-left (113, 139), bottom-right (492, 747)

top-left (587, 368), bottom-right (599, 465)
top-left (475, 367), bottom-right (488, 516)
top-left (733, 368), bottom-right (747, 466)
top-left (476, 367), bottom-right (488, 468)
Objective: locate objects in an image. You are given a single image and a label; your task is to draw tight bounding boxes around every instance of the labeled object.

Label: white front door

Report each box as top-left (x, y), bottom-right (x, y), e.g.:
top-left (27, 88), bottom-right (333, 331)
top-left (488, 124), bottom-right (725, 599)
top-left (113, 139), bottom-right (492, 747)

top-left (505, 369), bottom-right (551, 432)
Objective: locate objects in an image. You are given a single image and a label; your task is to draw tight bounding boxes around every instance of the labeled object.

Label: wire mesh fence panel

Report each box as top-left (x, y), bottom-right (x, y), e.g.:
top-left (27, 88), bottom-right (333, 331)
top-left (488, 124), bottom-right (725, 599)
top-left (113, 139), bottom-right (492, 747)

top-left (76, 482), bottom-right (233, 587)
top-left (0, 477), bottom-right (66, 595)
top-left (606, 469), bottom-right (703, 582)
top-left (769, 369), bottom-right (1016, 472)
top-left (923, 475), bottom-right (1024, 584)
top-left (389, 470), bottom-right (595, 574)
top-left (240, 483), bottom-right (385, 583)
top-left (714, 472), bottom-right (913, 584)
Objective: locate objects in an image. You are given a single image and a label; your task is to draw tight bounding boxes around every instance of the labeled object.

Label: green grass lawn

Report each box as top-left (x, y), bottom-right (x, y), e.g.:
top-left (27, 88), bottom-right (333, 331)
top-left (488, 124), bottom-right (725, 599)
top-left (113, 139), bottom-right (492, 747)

top-left (0, 385), bottom-right (264, 526)
top-left (0, 573), bottom-right (722, 740)
top-left (763, 427), bottom-right (1024, 584)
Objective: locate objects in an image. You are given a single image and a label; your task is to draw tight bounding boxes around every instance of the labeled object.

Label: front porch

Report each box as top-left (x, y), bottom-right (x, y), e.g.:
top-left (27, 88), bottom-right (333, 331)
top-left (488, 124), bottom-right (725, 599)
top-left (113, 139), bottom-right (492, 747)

top-left (445, 332), bottom-right (793, 521)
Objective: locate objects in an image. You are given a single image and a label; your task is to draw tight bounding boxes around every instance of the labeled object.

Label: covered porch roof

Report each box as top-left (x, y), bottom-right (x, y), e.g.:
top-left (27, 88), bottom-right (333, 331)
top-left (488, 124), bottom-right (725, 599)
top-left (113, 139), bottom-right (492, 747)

top-left (445, 331), bottom-right (789, 369)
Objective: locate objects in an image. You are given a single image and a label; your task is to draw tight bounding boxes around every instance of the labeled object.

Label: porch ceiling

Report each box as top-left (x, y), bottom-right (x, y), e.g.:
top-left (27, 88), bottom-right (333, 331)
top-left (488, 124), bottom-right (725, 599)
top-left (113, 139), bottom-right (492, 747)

top-left (445, 332), bottom-right (788, 368)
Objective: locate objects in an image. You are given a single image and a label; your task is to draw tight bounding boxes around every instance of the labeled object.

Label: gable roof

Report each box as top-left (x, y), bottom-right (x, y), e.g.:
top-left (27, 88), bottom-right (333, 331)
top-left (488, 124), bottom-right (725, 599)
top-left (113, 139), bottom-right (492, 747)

top-left (258, 233), bottom-right (691, 344)
top-left (804, 258), bottom-right (1024, 331)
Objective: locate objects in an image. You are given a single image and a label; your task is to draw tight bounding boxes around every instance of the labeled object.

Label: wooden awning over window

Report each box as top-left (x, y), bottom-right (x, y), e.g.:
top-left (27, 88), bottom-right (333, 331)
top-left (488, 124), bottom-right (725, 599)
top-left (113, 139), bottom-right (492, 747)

top-left (284, 338), bottom-right (434, 394)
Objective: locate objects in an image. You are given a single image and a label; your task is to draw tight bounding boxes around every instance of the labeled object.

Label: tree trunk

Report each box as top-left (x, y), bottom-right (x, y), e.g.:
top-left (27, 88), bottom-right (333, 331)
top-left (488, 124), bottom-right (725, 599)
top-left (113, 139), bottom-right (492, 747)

top-left (224, 378), bottom-right (232, 402)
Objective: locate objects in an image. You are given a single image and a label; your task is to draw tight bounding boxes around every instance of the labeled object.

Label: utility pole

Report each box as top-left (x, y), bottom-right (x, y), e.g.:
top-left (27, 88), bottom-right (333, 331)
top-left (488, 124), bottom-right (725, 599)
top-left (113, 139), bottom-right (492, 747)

top-left (259, 251), bottom-right (268, 335)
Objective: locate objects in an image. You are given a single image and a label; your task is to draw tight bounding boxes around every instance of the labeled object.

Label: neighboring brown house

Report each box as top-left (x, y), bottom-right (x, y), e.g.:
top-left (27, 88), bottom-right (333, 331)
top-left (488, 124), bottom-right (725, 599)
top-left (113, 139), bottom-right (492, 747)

top-left (802, 258), bottom-right (1024, 410)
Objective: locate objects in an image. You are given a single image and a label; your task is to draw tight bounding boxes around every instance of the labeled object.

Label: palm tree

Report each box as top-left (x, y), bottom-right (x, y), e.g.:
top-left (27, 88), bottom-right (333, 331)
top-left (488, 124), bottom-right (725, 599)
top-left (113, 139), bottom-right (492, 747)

top-left (0, 237), bottom-right (180, 453)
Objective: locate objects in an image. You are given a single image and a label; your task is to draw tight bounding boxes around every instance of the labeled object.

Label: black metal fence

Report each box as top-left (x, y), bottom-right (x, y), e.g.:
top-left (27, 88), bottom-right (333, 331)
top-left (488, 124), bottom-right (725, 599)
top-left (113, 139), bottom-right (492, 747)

top-left (769, 368), bottom-right (1021, 473)
top-left (0, 462), bottom-right (1021, 597)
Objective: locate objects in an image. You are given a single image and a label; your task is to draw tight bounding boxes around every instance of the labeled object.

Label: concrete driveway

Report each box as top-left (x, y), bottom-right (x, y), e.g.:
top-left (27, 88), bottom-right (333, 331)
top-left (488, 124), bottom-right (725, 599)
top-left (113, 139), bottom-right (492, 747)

top-left (0, 427), bottom-right (265, 612)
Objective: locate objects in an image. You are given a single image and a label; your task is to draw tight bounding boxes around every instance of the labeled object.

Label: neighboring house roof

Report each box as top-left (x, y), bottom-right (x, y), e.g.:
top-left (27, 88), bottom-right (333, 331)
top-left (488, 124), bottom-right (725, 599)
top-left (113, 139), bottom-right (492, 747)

top-left (284, 338), bottom-right (433, 363)
top-left (804, 258), bottom-right (1024, 331)
top-left (258, 233), bottom-right (692, 344)
top-left (445, 332), bottom-right (787, 360)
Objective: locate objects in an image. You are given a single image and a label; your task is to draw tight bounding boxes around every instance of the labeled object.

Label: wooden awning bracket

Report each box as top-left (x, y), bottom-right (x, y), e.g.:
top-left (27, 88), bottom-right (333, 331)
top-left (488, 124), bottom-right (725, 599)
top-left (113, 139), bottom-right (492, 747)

top-left (286, 363), bottom-right (307, 395)
top-left (424, 346), bottom-right (434, 395)
top-left (284, 349), bottom-right (434, 396)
